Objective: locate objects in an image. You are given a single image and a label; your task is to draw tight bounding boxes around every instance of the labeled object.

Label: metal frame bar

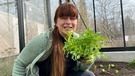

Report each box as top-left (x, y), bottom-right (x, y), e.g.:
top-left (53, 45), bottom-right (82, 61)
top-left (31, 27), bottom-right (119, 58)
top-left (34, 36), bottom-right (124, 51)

top-left (16, 0), bottom-right (25, 52)
top-left (101, 47), bottom-right (135, 52)
top-left (59, 0), bottom-right (62, 4)
top-left (46, 0), bottom-right (52, 28)
top-left (67, 0), bottom-right (70, 2)
top-left (93, 0), bottom-right (97, 33)
top-left (120, 0), bottom-right (126, 47)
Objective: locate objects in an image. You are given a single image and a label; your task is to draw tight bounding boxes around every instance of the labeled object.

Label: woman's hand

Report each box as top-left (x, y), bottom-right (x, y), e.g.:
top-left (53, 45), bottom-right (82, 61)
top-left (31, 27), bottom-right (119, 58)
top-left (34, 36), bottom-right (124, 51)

top-left (79, 56), bottom-right (95, 64)
top-left (80, 58), bottom-right (89, 63)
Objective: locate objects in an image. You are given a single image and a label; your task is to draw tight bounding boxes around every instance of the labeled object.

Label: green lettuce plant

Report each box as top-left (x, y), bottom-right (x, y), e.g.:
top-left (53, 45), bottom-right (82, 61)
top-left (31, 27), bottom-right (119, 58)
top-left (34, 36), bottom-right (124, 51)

top-left (63, 28), bottom-right (107, 63)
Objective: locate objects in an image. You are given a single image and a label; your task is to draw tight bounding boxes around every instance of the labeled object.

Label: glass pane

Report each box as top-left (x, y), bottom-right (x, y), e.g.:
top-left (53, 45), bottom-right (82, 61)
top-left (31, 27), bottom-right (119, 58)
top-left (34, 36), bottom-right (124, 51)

top-left (123, 0), bottom-right (135, 47)
top-left (95, 0), bottom-right (123, 47)
top-left (0, 0), bottom-right (19, 57)
top-left (0, 0), bottom-right (7, 4)
top-left (61, 0), bottom-right (67, 3)
top-left (50, 0), bottom-right (59, 26)
top-left (23, 0), bottom-right (49, 43)
top-left (71, 0), bottom-right (94, 34)
top-left (0, 0), bottom-right (18, 76)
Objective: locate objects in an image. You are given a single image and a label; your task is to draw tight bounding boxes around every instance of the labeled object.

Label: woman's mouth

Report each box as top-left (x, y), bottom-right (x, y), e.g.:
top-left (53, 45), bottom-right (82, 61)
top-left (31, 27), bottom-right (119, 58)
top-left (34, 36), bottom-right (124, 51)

top-left (64, 26), bottom-right (73, 31)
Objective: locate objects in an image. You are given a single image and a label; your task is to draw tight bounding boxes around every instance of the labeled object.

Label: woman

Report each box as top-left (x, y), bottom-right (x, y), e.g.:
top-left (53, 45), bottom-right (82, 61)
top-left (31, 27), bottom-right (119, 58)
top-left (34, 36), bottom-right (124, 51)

top-left (12, 2), bottom-right (95, 76)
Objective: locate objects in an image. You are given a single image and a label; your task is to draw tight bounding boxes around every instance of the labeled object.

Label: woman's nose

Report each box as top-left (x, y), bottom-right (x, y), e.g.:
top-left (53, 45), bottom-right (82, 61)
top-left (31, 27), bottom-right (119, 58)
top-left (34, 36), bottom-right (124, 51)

top-left (65, 18), bottom-right (71, 25)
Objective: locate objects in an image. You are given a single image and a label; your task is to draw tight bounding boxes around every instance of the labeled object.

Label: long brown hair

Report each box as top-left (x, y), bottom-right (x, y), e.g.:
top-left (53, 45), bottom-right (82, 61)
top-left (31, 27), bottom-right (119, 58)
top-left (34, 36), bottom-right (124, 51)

top-left (51, 2), bottom-right (78, 76)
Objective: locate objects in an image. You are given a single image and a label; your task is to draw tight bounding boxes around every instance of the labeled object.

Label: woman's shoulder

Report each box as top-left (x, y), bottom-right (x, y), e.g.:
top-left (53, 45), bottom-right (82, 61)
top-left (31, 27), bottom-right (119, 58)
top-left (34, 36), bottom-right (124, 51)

top-left (32, 28), bottom-right (53, 41)
top-left (42, 28), bottom-right (53, 39)
top-left (25, 28), bottom-right (53, 49)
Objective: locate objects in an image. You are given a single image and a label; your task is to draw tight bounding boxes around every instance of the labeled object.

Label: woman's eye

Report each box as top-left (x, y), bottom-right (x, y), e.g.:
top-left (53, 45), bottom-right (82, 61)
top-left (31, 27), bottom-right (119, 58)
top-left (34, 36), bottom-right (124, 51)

top-left (70, 17), bottom-right (76, 20)
top-left (61, 17), bottom-right (67, 19)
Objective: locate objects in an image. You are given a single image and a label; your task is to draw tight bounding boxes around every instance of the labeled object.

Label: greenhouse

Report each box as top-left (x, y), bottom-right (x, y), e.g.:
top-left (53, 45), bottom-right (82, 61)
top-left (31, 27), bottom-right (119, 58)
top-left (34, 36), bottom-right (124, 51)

top-left (0, 0), bottom-right (135, 75)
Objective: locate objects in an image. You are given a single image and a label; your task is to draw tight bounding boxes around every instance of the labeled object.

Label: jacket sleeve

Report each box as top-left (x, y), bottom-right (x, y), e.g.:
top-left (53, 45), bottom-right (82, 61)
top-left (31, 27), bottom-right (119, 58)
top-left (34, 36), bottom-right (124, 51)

top-left (12, 33), bottom-right (48, 76)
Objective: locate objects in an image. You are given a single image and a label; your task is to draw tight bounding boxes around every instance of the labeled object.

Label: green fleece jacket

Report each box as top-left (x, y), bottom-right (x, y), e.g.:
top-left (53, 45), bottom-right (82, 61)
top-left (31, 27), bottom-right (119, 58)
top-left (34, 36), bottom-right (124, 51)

top-left (12, 28), bottom-right (94, 76)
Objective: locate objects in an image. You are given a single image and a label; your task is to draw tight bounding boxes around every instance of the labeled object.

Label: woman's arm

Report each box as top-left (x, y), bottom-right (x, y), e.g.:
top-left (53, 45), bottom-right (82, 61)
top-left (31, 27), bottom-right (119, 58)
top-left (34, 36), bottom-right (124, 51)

top-left (12, 33), bottom-right (47, 76)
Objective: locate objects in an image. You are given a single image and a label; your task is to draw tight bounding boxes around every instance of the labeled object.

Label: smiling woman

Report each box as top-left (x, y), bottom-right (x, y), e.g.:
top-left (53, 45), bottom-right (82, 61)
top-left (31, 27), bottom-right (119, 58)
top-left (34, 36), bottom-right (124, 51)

top-left (12, 2), bottom-right (95, 76)
top-left (54, 2), bottom-right (78, 39)
top-left (55, 16), bottom-right (78, 39)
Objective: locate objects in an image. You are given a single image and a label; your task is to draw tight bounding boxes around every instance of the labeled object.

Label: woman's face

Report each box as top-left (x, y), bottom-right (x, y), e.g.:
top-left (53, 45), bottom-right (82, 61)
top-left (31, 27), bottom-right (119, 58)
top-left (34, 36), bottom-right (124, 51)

top-left (56, 16), bottom-right (78, 38)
